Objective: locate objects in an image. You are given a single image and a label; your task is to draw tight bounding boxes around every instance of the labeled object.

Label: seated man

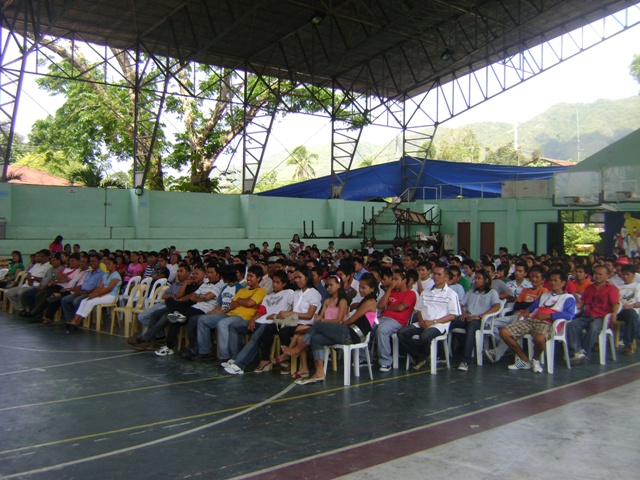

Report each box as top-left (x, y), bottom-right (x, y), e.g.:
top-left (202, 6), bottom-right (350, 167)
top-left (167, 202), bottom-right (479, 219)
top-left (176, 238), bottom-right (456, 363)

top-left (376, 269), bottom-right (417, 372)
top-left (128, 262), bottom-right (193, 347)
top-left (150, 254), bottom-right (170, 281)
top-left (6, 249), bottom-right (52, 314)
top-left (615, 264), bottom-right (640, 355)
top-left (506, 261), bottom-right (532, 298)
top-left (178, 266), bottom-right (245, 359)
top-left (223, 271), bottom-right (295, 374)
top-left (499, 269), bottom-right (576, 372)
top-left (483, 266), bottom-right (547, 364)
top-left (567, 264), bottom-right (620, 365)
top-left (153, 264), bottom-right (222, 357)
top-left (195, 266), bottom-right (265, 363)
top-left (60, 253), bottom-right (105, 321)
top-left (143, 251), bottom-right (159, 278)
top-left (482, 261), bottom-right (513, 300)
top-left (397, 265), bottom-right (461, 370)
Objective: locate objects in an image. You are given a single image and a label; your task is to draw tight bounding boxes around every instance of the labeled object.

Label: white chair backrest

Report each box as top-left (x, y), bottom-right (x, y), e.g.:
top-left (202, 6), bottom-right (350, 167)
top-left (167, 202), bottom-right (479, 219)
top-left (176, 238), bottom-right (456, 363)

top-left (120, 276), bottom-right (141, 298)
top-left (0, 268), bottom-right (8, 280)
top-left (140, 277), bottom-right (152, 286)
top-left (145, 278), bottom-right (168, 308)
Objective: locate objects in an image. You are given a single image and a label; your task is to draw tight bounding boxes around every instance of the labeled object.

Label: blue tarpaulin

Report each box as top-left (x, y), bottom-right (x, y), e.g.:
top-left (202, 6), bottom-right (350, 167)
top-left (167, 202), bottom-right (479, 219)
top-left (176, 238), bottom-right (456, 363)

top-left (259, 158), bottom-right (567, 200)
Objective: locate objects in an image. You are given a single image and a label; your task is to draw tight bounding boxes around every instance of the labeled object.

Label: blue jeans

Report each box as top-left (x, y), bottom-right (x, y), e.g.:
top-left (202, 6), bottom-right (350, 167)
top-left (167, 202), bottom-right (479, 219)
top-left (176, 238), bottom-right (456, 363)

top-left (233, 324), bottom-right (268, 369)
top-left (303, 322), bottom-right (353, 361)
top-left (138, 303), bottom-right (167, 327)
top-left (449, 317), bottom-right (481, 363)
top-left (217, 316), bottom-right (247, 360)
top-left (375, 317), bottom-right (402, 367)
top-left (196, 313), bottom-right (228, 356)
top-left (61, 293), bottom-right (88, 320)
top-left (567, 315), bottom-right (603, 357)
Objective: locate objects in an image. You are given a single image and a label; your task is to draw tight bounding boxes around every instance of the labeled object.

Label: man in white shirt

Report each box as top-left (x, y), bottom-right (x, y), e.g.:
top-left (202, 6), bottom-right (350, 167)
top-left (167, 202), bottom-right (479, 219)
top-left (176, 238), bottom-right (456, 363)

top-left (6, 249), bottom-right (52, 314)
top-left (398, 265), bottom-right (461, 370)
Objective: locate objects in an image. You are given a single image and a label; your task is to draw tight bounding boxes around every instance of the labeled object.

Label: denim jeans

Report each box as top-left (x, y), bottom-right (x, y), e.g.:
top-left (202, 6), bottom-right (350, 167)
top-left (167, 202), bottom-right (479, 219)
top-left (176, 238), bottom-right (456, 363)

top-left (196, 313), bottom-right (228, 355)
top-left (61, 293), bottom-right (89, 320)
top-left (303, 321), bottom-right (353, 361)
top-left (375, 317), bottom-right (402, 367)
top-left (217, 316), bottom-right (247, 359)
top-left (449, 317), bottom-right (481, 363)
top-left (137, 303), bottom-right (167, 327)
top-left (618, 309), bottom-right (639, 345)
top-left (567, 315), bottom-right (603, 357)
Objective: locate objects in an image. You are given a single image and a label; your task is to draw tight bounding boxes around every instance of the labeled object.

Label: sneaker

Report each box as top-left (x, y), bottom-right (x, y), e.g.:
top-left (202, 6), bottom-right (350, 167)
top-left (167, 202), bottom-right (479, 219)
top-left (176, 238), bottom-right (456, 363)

top-left (220, 359), bottom-right (235, 368)
top-left (457, 361), bottom-right (469, 372)
top-left (155, 346), bottom-right (174, 357)
top-left (531, 359), bottom-right (543, 373)
top-left (224, 363), bottom-right (244, 375)
top-left (570, 352), bottom-right (586, 366)
top-left (508, 358), bottom-right (531, 370)
top-left (168, 312), bottom-right (187, 324)
top-left (412, 358), bottom-right (428, 371)
top-left (483, 349), bottom-right (497, 364)
top-left (379, 365), bottom-right (392, 372)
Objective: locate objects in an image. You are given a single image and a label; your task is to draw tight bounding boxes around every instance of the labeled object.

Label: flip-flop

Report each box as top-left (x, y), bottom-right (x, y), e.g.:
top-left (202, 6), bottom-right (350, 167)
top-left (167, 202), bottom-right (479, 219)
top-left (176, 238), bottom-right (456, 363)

top-left (290, 371), bottom-right (309, 379)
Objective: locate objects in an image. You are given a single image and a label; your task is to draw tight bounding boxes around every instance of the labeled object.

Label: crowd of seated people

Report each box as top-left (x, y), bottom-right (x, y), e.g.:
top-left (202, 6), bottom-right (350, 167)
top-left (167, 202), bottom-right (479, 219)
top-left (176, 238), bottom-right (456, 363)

top-left (2, 241), bottom-right (640, 383)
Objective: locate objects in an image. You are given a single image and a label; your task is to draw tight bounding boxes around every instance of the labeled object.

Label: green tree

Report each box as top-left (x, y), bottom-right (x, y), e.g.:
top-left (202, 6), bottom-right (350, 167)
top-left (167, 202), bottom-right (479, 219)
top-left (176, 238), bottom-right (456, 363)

top-left (631, 53), bottom-right (640, 88)
top-left (358, 156), bottom-right (375, 168)
top-left (432, 127), bottom-right (481, 162)
top-left (564, 223), bottom-right (602, 255)
top-left (482, 142), bottom-right (529, 165)
top-left (286, 146), bottom-right (318, 181)
top-left (28, 39), bottom-right (366, 192)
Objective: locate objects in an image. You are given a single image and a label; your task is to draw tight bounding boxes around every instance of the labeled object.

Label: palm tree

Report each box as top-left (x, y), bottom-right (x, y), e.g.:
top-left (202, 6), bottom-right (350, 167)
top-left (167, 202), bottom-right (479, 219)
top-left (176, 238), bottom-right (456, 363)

top-left (286, 146), bottom-right (318, 181)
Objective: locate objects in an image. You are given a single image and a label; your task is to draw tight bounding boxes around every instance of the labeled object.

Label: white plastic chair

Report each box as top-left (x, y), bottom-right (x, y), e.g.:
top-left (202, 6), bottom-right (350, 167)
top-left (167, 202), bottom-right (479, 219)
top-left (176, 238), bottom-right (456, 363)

top-left (323, 332), bottom-right (373, 386)
top-left (598, 312), bottom-right (618, 365)
top-left (474, 299), bottom-right (507, 365)
top-left (118, 276), bottom-right (141, 307)
top-left (145, 278), bottom-right (168, 308)
top-left (400, 329), bottom-right (451, 375)
top-left (523, 318), bottom-right (571, 373)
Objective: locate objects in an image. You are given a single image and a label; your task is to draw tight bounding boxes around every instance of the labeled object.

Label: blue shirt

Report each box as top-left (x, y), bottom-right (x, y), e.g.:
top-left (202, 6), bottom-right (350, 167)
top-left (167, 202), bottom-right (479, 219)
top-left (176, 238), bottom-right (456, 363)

top-left (81, 269), bottom-right (105, 291)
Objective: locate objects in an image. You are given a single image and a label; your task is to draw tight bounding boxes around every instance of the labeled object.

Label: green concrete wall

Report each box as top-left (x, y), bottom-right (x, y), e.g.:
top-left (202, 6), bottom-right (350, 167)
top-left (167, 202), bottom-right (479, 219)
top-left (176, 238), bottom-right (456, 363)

top-left (0, 182), bottom-right (582, 259)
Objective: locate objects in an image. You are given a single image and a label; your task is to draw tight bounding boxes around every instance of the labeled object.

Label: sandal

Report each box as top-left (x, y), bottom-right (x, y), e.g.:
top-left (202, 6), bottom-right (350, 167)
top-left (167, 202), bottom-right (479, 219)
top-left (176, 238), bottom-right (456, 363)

top-left (291, 371), bottom-right (309, 379)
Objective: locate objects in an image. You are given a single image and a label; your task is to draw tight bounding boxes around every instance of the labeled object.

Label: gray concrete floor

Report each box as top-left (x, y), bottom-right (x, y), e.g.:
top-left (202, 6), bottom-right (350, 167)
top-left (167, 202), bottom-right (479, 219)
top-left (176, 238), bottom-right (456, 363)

top-left (338, 380), bottom-right (640, 480)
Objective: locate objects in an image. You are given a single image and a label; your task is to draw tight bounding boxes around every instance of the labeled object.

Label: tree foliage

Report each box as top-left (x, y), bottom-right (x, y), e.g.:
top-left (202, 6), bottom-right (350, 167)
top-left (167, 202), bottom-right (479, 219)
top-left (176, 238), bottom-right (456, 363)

top-left (564, 223), bottom-right (602, 255)
top-left (431, 127), bottom-right (482, 163)
top-left (22, 39), bottom-right (367, 192)
top-left (286, 145), bottom-right (318, 181)
top-left (631, 53), bottom-right (640, 89)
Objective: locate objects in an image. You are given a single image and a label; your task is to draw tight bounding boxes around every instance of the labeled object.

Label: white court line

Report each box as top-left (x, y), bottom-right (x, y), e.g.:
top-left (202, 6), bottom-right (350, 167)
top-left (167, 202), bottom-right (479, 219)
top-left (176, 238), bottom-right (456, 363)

top-left (0, 351), bottom-right (146, 376)
top-left (0, 342), bottom-right (133, 354)
top-left (2, 382), bottom-right (297, 479)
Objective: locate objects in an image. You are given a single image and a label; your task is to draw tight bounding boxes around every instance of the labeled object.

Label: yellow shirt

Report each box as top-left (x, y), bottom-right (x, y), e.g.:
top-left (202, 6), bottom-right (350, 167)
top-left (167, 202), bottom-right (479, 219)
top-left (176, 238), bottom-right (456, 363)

top-left (228, 287), bottom-right (267, 320)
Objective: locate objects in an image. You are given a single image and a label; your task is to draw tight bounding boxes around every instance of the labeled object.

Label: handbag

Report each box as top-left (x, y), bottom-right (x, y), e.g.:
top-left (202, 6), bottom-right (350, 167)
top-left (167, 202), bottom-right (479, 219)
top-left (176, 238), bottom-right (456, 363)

top-left (274, 313), bottom-right (299, 330)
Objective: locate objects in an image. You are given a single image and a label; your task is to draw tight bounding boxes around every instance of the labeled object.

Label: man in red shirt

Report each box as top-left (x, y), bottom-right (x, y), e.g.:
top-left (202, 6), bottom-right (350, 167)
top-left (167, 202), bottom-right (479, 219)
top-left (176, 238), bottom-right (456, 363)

top-left (567, 264), bottom-right (620, 365)
top-left (375, 269), bottom-right (418, 372)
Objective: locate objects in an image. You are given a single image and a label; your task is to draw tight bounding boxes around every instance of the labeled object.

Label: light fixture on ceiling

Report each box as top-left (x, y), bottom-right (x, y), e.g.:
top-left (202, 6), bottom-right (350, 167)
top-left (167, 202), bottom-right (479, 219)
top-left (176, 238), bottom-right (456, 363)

top-left (310, 12), bottom-right (326, 25)
top-left (440, 48), bottom-right (454, 61)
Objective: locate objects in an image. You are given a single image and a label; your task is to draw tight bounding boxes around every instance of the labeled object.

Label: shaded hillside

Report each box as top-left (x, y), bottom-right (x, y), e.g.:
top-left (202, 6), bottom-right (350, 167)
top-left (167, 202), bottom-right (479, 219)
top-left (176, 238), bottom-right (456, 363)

top-left (451, 96), bottom-right (640, 161)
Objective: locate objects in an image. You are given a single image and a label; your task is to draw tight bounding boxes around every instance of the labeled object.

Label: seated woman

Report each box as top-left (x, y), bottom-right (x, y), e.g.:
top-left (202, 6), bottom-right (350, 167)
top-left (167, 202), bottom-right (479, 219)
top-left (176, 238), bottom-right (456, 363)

top-left (295, 274), bottom-right (349, 376)
top-left (66, 257), bottom-right (121, 329)
top-left (271, 265), bottom-right (322, 377)
top-left (282, 273), bottom-right (378, 385)
top-left (448, 269), bottom-right (501, 371)
top-left (0, 250), bottom-right (25, 288)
